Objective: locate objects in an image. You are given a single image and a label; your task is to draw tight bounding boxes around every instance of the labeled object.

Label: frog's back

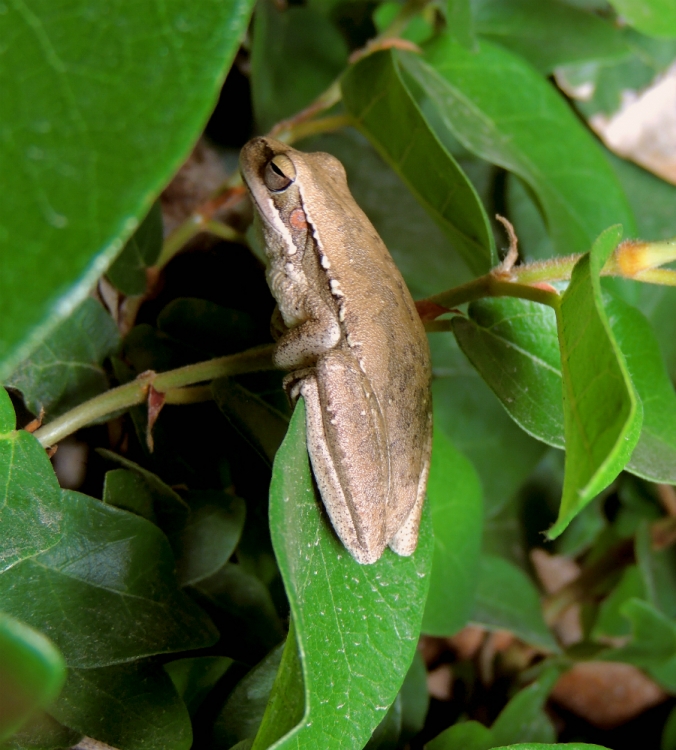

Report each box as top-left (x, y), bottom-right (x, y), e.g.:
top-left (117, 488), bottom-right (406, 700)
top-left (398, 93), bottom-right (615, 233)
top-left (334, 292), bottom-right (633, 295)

top-left (298, 151), bottom-right (432, 536)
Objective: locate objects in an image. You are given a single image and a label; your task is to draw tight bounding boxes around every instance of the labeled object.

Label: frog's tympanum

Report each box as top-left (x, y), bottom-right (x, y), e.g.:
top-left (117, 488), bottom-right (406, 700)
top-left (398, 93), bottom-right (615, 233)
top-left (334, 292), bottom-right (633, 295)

top-left (240, 137), bottom-right (432, 564)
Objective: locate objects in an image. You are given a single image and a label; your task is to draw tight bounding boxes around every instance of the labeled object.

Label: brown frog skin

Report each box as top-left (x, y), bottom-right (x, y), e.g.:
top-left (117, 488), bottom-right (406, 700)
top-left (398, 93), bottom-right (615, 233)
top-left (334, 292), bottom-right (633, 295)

top-left (240, 137), bottom-right (432, 564)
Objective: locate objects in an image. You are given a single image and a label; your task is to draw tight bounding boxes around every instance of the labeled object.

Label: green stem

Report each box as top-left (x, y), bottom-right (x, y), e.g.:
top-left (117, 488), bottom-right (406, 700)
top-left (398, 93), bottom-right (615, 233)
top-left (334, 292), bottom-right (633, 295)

top-left (426, 274), bottom-right (561, 311)
top-left (33, 345), bottom-right (276, 448)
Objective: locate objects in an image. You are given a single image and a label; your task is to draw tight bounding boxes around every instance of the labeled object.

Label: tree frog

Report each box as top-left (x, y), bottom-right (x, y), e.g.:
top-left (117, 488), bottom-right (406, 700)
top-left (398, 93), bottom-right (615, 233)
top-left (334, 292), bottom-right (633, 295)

top-left (240, 137), bottom-right (432, 564)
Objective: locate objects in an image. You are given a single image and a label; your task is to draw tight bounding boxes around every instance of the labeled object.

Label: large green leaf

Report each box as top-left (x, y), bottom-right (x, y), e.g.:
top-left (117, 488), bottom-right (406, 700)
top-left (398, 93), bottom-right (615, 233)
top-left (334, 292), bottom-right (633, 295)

top-left (0, 614), bottom-right (66, 743)
top-left (608, 0), bottom-right (676, 38)
top-left (422, 429), bottom-right (483, 636)
top-left (49, 662), bottom-right (192, 750)
top-left (403, 38), bottom-right (636, 256)
top-left (471, 555), bottom-right (558, 651)
top-left (0, 0), bottom-right (255, 380)
top-left (6, 298), bottom-right (120, 419)
top-left (263, 401), bottom-right (433, 749)
top-left (342, 50), bottom-right (495, 276)
top-left (0, 485), bottom-right (217, 668)
top-left (474, 0), bottom-right (630, 73)
top-left (551, 227), bottom-right (643, 537)
top-left (0, 388), bottom-right (63, 572)
top-left (452, 299), bottom-right (564, 450)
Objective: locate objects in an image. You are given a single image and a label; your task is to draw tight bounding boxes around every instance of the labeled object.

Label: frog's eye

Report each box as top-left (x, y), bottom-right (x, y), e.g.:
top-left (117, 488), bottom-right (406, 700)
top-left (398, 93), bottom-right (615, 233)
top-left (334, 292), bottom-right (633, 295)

top-left (264, 154), bottom-right (296, 192)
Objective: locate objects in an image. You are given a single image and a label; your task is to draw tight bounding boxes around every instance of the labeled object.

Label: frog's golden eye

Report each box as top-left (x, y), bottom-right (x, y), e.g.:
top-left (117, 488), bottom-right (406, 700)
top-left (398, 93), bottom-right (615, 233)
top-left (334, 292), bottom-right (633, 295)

top-left (264, 154), bottom-right (296, 192)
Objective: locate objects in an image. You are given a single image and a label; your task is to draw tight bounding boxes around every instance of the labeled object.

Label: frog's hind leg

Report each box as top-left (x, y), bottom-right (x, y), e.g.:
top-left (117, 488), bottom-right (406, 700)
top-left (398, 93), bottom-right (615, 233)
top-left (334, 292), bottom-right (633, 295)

top-left (388, 416), bottom-right (432, 557)
top-left (300, 351), bottom-right (389, 564)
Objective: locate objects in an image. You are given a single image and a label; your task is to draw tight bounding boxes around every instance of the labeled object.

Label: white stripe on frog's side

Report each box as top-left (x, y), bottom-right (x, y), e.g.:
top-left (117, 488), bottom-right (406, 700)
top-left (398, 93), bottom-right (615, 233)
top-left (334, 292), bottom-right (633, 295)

top-left (262, 193), bottom-right (298, 256)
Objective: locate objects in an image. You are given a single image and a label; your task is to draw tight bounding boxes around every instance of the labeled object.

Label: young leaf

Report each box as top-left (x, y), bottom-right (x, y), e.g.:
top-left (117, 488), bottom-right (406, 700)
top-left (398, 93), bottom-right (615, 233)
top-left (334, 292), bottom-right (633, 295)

top-left (0, 0), bottom-right (255, 380)
top-left (0, 388), bottom-right (64, 571)
top-left (342, 50), bottom-right (495, 276)
top-left (48, 662), bottom-right (192, 750)
top-left (472, 555), bottom-right (558, 651)
top-left (0, 614), bottom-right (66, 743)
top-left (422, 429), bottom-right (483, 636)
top-left (266, 401), bottom-right (433, 749)
top-left (5, 298), bottom-right (120, 419)
top-left (474, 0), bottom-right (629, 73)
top-left (0, 489), bottom-right (217, 668)
top-left (403, 38), bottom-right (636, 256)
top-left (551, 226), bottom-right (643, 537)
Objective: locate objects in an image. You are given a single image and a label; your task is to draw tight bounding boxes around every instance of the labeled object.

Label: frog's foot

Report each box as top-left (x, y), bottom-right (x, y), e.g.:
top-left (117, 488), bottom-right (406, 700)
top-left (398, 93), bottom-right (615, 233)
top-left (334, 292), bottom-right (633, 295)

top-left (282, 368), bottom-right (314, 405)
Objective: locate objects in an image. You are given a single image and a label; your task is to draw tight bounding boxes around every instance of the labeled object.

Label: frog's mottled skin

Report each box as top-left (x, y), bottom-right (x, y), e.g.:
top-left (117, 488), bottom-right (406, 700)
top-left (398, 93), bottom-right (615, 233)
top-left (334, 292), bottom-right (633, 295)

top-left (240, 137), bottom-right (432, 564)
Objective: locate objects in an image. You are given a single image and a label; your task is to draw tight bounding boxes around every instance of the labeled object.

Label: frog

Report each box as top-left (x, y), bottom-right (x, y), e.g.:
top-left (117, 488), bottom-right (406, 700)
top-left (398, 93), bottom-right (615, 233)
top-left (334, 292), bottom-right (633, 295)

top-left (240, 137), bottom-right (432, 564)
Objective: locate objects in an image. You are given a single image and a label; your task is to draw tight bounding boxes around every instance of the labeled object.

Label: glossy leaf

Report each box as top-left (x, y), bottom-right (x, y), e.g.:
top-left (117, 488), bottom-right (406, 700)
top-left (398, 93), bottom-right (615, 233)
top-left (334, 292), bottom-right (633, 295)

top-left (452, 299), bottom-right (564, 450)
top-left (426, 720), bottom-right (494, 750)
top-left (5, 298), bottom-right (119, 419)
top-left (608, 0), bottom-right (676, 38)
top-left (490, 667), bottom-right (560, 746)
top-left (106, 202), bottom-right (163, 296)
top-left (0, 614), bottom-right (66, 743)
top-left (0, 0), bottom-right (255, 380)
top-left (265, 401), bottom-right (433, 749)
top-left (471, 555), bottom-right (558, 651)
top-left (403, 38), bottom-right (636, 256)
top-left (49, 662), bottom-right (192, 750)
top-left (250, 0), bottom-right (348, 132)
top-left (0, 388), bottom-right (63, 572)
top-left (0, 489), bottom-right (217, 668)
top-left (474, 0), bottom-right (629, 73)
top-left (342, 50), bottom-right (495, 276)
top-left (422, 429), bottom-right (483, 636)
top-left (551, 226), bottom-right (643, 538)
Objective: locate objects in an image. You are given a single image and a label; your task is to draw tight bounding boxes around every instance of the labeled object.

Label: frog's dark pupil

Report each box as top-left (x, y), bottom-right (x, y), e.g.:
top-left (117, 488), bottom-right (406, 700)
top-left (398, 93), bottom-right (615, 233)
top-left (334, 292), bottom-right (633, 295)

top-left (270, 161), bottom-right (286, 177)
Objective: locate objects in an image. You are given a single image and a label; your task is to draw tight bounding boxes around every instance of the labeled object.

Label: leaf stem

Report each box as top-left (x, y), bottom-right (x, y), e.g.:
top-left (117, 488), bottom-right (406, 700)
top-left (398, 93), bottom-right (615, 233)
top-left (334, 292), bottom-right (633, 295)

top-left (33, 345), bottom-right (276, 448)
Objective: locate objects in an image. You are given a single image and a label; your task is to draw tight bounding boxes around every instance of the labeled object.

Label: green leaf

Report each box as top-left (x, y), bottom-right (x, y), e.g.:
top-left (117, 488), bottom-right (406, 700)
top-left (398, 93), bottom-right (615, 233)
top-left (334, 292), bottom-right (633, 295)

top-left (0, 389), bottom-right (64, 572)
top-left (601, 597), bottom-right (676, 667)
top-left (403, 38), bottom-right (636, 256)
top-left (164, 656), bottom-right (234, 716)
top-left (251, 626), bottom-right (304, 750)
top-left (452, 299), bottom-right (564, 450)
top-left (5, 298), bottom-right (120, 419)
top-left (662, 704), bottom-right (676, 750)
top-left (426, 720), bottom-right (494, 750)
top-left (490, 666), bottom-right (560, 746)
top-left (365, 694), bottom-right (402, 749)
top-left (608, 0), bottom-right (676, 38)
top-left (399, 650), bottom-right (429, 744)
top-left (266, 401), bottom-right (433, 749)
top-left (0, 614), bottom-right (66, 743)
top-left (443, 0), bottom-right (475, 49)
top-left (49, 662), bottom-right (192, 750)
top-left (423, 429), bottom-right (483, 636)
top-left (192, 563), bottom-right (285, 663)
top-left (607, 295), bottom-right (676, 484)
top-left (250, 0), bottom-right (348, 132)
top-left (342, 50), bottom-right (495, 276)
top-left (490, 745), bottom-right (611, 750)
top-left (550, 226), bottom-right (643, 538)
top-left (0, 489), bottom-right (217, 668)
top-left (471, 555), bottom-right (558, 651)
top-left (214, 643), bottom-right (286, 748)
top-left (430, 335), bottom-right (547, 519)
top-left (474, 0), bottom-right (629, 73)
top-left (106, 202), bottom-right (163, 296)
top-left (592, 564), bottom-right (646, 639)
top-left (0, 0), bottom-right (255, 380)
top-left (636, 522), bottom-right (676, 618)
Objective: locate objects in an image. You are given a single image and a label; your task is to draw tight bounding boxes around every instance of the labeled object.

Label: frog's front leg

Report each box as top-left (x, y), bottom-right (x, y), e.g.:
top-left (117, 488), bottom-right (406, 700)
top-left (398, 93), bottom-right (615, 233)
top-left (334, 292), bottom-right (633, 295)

top-left (297, 351), bottom-right (390, 564)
